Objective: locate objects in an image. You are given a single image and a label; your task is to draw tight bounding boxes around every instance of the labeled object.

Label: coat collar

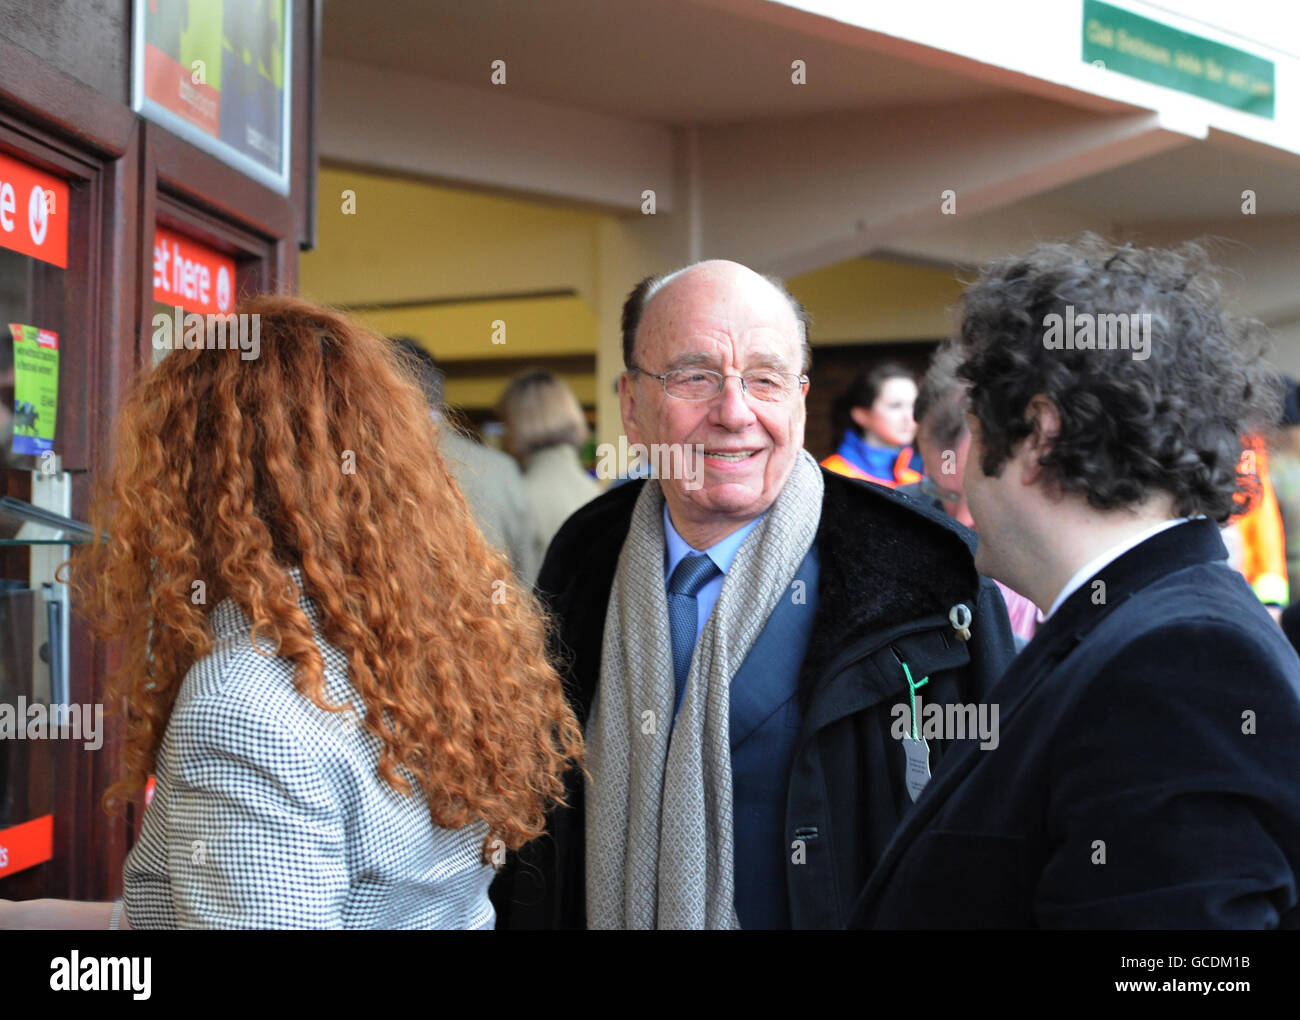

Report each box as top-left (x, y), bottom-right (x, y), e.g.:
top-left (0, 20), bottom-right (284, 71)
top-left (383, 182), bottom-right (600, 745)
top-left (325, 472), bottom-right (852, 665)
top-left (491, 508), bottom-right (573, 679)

top-left (1034, 517), bottom-right (1226, 650)
top-left (976, 518), bottom-right (1228, 729)
top-left (555, 465), bottom-right (987, 720)
top-left (796, 469), bottom-right (983, 702)
top-left (849, 517), bottom-right (1230, 926)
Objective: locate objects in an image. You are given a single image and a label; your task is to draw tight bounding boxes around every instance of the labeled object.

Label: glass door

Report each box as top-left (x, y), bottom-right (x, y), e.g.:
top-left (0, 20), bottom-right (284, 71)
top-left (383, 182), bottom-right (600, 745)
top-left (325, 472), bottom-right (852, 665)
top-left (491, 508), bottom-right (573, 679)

top-left (0, 151), bottom-right (74, 891)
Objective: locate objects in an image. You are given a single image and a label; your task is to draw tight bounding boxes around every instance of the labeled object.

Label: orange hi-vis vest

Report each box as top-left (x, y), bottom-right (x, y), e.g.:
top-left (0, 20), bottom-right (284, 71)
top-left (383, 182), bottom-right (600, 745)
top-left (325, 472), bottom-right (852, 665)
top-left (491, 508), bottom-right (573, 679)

top-left (821, 447), bottom-right (923, 489)
top-left (1232, 435), bottom-right (1289, 606)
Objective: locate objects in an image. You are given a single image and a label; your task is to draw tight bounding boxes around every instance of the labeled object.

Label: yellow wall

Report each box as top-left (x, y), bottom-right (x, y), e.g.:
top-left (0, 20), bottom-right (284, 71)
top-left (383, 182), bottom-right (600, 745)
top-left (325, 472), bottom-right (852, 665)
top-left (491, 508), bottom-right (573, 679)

top-left (301, 166), bottom-right (605, 308)
top-left (439, 373), bottom-right (598, 410)
top-left (301, 165), bottom-right (965, 425)
top-left (349, 294), bottom-right (597, 360)
top-left (301, 165), bottom-right (606, 413)
top-left (788, 258), bottom-right (964, 344)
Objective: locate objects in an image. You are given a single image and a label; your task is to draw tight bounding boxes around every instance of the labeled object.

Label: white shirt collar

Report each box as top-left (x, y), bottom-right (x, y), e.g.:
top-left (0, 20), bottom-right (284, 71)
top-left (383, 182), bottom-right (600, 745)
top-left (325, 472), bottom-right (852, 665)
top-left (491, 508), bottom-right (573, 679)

top-left (1044, 517), bottom-right (1191, 619)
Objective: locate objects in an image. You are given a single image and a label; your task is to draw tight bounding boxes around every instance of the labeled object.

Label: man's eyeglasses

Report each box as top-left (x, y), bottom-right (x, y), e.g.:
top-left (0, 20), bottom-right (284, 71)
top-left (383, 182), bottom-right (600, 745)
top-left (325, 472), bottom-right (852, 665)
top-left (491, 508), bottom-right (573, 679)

top-left (918, 476), bottom-right (963, 504)
top-left (628, 367), bottom-right (809, 403)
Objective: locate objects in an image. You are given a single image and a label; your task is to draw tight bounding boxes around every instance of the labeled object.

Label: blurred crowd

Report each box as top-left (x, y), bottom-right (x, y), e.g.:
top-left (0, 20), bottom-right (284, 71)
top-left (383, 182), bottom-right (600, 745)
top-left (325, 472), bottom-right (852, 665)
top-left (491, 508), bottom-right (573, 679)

top-left (2, 233), bottom-right (1297, 931)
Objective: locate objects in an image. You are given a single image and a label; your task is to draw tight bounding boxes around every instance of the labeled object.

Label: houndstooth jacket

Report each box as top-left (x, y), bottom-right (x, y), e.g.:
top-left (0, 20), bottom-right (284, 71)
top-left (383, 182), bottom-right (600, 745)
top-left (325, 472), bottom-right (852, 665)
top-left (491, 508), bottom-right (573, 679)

top-left (122, 573), bottom-right (495, 929)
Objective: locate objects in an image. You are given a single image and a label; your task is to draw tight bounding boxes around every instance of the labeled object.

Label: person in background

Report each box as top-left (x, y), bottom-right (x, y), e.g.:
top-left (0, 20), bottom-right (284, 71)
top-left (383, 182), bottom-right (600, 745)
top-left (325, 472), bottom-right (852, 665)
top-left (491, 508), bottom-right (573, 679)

top-left (0, 297), bottom-right (582, 929)
top-left (1266, 381), bottom-right (1300, 654)
top-left (1270, 379), bottom-right (1300, 587)
top-left (898, 340), bottom-right (1039, 646)
top-left (1226, 432), bottom-right (1288, 621)
top-left (851, 235), bottom-right (1300, 929)
top-left (498, 370), bottom-right (601, 567)
top-left (821, 362), bottom-right (924, 487)
top-left (390, 337), bottom-right (539, 585)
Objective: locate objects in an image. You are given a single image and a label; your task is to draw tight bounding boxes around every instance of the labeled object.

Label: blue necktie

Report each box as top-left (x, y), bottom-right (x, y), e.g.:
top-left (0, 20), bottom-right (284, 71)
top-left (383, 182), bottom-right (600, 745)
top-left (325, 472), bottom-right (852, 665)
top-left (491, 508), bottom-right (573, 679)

top-left (667, 553), bottom-right (721, 715)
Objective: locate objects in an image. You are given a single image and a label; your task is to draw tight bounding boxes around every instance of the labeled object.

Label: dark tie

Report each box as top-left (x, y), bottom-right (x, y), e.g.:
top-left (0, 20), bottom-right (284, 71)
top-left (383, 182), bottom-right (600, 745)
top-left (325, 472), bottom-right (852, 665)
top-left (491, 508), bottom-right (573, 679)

top-left (667, 553), bottom-right (721, 715)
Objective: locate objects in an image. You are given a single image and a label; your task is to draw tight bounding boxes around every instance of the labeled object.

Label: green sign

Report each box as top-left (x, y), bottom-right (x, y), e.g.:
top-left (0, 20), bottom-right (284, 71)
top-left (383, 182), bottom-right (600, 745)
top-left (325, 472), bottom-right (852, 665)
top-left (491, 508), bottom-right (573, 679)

top-left (1083, 0), bottom-right (1274, 119)
top-left (9, 324), bottom-right (59, 458)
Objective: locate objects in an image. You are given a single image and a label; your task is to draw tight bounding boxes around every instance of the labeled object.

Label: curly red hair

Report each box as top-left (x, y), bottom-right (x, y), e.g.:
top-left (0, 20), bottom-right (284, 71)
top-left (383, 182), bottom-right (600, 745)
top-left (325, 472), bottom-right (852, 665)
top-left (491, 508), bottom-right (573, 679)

top-left (65, 295), bottom-right (582, 854)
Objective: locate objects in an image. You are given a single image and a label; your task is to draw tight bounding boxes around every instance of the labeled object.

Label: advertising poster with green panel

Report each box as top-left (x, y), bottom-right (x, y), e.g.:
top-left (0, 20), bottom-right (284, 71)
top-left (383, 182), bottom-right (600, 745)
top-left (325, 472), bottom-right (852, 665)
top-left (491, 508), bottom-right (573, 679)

top-left (133, 0), bottom-right (293, 193)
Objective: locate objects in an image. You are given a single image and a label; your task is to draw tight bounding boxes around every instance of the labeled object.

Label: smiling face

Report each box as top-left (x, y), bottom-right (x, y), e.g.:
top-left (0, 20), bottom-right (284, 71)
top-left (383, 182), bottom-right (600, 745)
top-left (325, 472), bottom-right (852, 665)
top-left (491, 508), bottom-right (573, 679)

top-left (620, 261), bottom-right (807, 545)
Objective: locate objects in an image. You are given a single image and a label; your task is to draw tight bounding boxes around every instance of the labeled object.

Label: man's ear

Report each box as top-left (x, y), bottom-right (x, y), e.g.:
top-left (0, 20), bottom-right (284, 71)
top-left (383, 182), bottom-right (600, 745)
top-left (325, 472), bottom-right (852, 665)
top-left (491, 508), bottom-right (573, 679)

top-left (1020, 394), bottom-right (1061, 485)
top-left (849, 406), bottom-right (873, 433)
top-left (619, 372), bottom-right (643, 446)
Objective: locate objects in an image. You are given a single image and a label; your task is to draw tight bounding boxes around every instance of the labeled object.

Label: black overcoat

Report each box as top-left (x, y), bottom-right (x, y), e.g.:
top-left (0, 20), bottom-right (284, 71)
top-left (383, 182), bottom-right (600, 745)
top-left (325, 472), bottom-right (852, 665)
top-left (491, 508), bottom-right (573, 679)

top-left (849, 519), bottom-right (1300, 928)
top-left (492, 468), bottom-right (1016, 929)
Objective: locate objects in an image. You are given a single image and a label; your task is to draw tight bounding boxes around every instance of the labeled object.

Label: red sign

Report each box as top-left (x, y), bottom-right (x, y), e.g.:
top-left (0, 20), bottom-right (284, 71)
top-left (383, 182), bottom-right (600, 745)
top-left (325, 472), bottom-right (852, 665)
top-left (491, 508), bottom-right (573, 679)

top-left (0, 151), bottom-right (69, 268)
top-left (0, 814), bottom-right (54, 879)
top-left (153, 227), bottom-right (237, 315)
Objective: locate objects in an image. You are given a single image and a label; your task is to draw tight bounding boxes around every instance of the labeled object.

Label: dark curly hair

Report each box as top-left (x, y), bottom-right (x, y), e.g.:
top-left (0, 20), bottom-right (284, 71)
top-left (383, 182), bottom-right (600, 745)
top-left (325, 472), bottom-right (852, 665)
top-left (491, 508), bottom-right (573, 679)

top-left (957, 233), bottom-right (1281, 522)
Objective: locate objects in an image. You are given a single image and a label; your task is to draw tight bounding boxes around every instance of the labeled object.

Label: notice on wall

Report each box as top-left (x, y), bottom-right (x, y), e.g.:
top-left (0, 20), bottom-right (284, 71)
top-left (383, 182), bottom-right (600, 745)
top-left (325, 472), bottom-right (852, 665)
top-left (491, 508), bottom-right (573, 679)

top-left (133, 0), bottom-right (293, 195)
top-left (9, 324), bottom-right (59, 457)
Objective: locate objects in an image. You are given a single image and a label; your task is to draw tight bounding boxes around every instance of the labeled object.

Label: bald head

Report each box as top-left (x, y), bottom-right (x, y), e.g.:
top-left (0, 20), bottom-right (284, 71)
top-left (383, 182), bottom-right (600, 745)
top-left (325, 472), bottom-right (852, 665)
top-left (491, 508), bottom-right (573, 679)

top-left (617, 260), bottom-right (811, 548)
top-left (621, 260), bottom-right (811, 373)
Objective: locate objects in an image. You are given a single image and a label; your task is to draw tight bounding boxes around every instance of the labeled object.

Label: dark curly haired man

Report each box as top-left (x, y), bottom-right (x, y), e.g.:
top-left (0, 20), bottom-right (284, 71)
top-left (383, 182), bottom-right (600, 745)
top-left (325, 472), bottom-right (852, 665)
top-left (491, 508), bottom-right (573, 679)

top-left (850, 234), bottom-right (1300, 929)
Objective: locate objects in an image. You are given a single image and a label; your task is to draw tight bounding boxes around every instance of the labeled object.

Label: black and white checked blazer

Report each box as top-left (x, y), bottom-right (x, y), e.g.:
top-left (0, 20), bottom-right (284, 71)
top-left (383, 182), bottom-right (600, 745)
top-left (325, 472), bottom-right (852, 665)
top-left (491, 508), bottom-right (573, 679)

top-left (123, 573), bottom-right (495, 929)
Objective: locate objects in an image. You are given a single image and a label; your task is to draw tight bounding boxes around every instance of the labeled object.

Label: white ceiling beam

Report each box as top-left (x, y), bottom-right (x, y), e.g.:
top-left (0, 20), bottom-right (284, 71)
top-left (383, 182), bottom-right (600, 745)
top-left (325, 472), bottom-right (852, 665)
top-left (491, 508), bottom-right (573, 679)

top-left (320, 58), bottom-right (675, 213)
top-left (696, 94), bottom-right (1196, 277)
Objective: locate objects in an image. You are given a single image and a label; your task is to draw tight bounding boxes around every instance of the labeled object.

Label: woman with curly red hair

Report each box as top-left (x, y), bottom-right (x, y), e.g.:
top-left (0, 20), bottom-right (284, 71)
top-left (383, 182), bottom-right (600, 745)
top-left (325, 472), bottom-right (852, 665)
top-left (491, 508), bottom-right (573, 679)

top-left (0, 296), bottom-right (582, 929)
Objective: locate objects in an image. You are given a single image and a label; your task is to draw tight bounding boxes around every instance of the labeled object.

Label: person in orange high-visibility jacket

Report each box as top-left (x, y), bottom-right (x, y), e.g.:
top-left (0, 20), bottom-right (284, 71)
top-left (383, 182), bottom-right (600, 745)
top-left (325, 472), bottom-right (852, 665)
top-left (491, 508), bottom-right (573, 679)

top-left (821, 445), bottom-right (923, 488)
top-left (822, 362), bottom-right (925, 488)
top-left (1229, 434), bottom-right (1288, 608)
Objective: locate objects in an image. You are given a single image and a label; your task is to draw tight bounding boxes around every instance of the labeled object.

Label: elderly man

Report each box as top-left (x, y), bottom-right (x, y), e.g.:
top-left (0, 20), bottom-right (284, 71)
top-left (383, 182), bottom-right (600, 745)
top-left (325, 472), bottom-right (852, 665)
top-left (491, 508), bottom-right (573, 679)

top-left (850, 235), bottom-right (1300, 929)
top-left (491, 260), bottom-right (1013, 929)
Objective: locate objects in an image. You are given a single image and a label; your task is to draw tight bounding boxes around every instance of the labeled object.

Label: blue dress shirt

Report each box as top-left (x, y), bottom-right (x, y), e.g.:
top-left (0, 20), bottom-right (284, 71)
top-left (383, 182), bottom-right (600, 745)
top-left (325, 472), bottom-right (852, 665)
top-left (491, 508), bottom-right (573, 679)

top-left (663, 504), bottom-right (764, 638)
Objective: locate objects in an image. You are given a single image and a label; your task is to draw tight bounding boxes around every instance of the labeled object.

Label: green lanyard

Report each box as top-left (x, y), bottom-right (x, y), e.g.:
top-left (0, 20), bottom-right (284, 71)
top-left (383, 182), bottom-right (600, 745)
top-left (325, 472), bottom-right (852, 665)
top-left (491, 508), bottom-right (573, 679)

top-left (901, 661), bottom-right (929, 740)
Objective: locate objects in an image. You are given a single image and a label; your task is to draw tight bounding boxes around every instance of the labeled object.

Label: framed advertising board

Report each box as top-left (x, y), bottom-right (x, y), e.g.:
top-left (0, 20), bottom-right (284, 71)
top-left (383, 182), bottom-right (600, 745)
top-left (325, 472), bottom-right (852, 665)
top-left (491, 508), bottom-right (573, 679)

top-left (132, 0), bottom-right (293, 195)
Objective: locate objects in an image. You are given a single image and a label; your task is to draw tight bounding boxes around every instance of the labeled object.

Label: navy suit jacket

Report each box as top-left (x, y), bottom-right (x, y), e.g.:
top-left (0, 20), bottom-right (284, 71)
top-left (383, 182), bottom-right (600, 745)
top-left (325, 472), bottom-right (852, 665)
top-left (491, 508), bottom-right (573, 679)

top-left (849, 519), bottom-right (1300, 929)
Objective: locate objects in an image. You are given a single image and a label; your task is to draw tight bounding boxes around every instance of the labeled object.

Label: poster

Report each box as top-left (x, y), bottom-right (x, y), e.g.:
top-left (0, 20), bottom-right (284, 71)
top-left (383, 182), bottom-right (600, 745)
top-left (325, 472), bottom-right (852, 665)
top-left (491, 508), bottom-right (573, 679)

top-left (133, 0), bottom-right (292, 195)
top-left (9, 324), bottom-right (59, 457)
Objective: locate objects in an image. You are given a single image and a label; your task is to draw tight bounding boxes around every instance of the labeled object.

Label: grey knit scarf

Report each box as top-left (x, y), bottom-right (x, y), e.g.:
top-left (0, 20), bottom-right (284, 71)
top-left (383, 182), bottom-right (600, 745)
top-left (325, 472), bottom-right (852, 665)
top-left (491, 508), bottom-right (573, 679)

top-left (585, 449), bottom-right (824, 929)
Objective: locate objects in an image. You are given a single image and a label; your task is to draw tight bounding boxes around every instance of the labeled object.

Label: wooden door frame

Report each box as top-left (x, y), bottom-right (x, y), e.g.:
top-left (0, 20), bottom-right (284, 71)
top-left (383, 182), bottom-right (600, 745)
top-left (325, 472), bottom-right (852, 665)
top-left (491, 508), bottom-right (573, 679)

top-left (0, 77), bottom-right (139, 906)
top-left (0, 0), bottom-right (319, 900)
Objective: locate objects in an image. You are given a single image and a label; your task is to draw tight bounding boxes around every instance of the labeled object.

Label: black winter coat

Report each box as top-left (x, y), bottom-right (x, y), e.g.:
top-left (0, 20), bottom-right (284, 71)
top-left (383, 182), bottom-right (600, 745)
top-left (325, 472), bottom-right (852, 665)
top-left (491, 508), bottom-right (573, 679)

top-left (849, 519), bottom-right (1300, 929)
top-left (491, 468), bottom-right (1016, 928)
